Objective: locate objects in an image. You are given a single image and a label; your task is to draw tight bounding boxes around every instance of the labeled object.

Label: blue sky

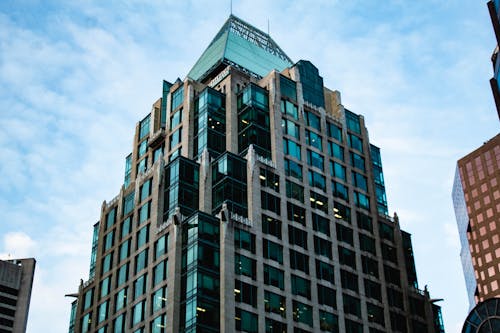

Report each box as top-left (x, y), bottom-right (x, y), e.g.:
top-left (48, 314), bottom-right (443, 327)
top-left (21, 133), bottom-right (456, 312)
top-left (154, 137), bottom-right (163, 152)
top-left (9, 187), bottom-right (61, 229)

top-left (0, 1), bottom-right (498, 332)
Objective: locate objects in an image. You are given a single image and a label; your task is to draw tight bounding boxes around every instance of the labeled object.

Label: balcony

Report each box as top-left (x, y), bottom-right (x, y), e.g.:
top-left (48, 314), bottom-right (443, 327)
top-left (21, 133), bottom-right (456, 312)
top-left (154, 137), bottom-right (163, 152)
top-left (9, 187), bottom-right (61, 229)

top-left (148, 128), bottom-right (166, 148)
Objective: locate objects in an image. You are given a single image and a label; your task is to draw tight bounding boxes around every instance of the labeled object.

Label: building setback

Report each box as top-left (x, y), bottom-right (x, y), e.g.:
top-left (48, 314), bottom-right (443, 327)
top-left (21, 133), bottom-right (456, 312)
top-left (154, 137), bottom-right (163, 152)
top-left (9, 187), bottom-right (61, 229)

top-left (68, 15), bottom-right (444, 333)
top-left (0, 258), bottom-right (36, 333)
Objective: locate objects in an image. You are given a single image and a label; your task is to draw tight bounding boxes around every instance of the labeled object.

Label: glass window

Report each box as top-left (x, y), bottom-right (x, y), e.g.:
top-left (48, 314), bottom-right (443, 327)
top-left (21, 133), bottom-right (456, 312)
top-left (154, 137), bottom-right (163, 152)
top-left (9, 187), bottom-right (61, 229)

top-left (283, 138), bottom-right (301, 160)
top-left (364, 279), bottom-right (382, 302)
top-left (318, 285), bottom-right (336, 308)
top-left (265, 318), bottom-right (287, 333)
top-left (308, 170), bottom-right (326, 191)
top-left (104, 231), bottom-right (114, 252)
top-left (105, 208), bottom-right (116, 230)
top-left (284, 158), bottom-right (302, 180)
top-left (327, 122), bottom-right (342, 142)
top-left (102, 253), bottom-right (113, 273)
top-left (81, 313), bottom-right (92, 333)
top-left (170, 108), bottom-right (182, 130)
top-left (291, 274), bottom-right (311, 299)
top-left (320, 310), bottom-right (338, 332)
top-left (359, 234), bottom-right (376, 255)
top-left (316, 260), bottom-right (335, 284)
top-left (310, 191), bottom-right (328, 213)
top-left (263, 264), bottom-right (284, 290)
top-left (235, 308), bottom-right (258, 333)
top-left (124, 154), bottom-right (132, 188)
top-left (306, 130), bottom-right (322, 151)
top-left (345, 110), bottom-right (361, 134)
top-left (333, 201), bottom-right (351, 222)
top-left (151, 314), bottom-right (166, 333)
top-left (336, 224), bottom-right (353, 246)
top-left (286, 180), bottom-right (304, 202)
top-left (119, 240), bottom-right (130, 262)
top-left (152, 287), bottom-right (167, 313)
top-left (134, 274), bottom-right (148, 300)
top-left (169, 127), bottom-right (182, 149)
top-left (155, 234), bottom-right (168, 260)
top-left (280, 75), bottom-right (297, 100)
top-left (338, 246), bottom-right (356, 269)
top-left (132, 300), bottom-right (145, 326)
top-left (382, 243), bottom-right (398, 264)
top-left (101, 276), bottom-right (111, 298)
top-left (305, 110), bottom-right (321, 129)
top-left (357, 212), bottom-right (373, 233)
top-left (362, 256), bottom-right (379, 278)
top-left (135, 249), bottom-right (148, 274)
top-left (139, 115), bottom-right (150, 140)
top-left (140, 179), bottom-right (152, 202)
top-left (260, 168), bottom-right (280, 192)
top-left (330, 161), bottom-right (346, 181)
top-left (262, 214), bottom-right (282, 239)
top-left (347, 133), bottom-right (363, 153)
top-left (368, 303), bottom-right (385, 326)
top-left (137, 225), bottom-right (149, 249)
top-left (115, 287), bottom-right (127, 312)
top-left (114, 314), bottom-right (125, 333)
top-left (332, 181), bottom-right (349, 202)
top-left (289, 249), bottom-right (309, 274)
top-left (235, 253), bottom-right (256, 279)
top-left (314, 236), bottom-right (332, 259)
top-left (282, 118), bottom-right (300, 139)
top-left (235, 228), bottom-right (256, 253)
top-left (153, 260), bottom-right (167, 286)
top-left (350, 152), bottom-right (365, 172)
top-left (328, 141), bottom-right (344, 161)
top-left (379, 223), bottom-right (394, 242)
top-left (138, 139), bottom-right (148, 158)
top-left (171, 86), bottom-right (184, 111)
top-left (121, 217), bottom-right (132, 239)
top-left (345, 319), bottom-right (363, 333)
top-left (292, 300), bottom-right (313, 326)
top-left (340, 269), bottom-right (359, 292)
top-left (263, 239), bottom-right (283, 264)
top-left (288, 225), bottom-right (308, 250)
top-left (307, 150), bottom-right (324, 170)
top-left (312, 213), bottom-right (330, 236)
top-left (234, 279), bottom-right (257, 307)
top-left (138, 201), bottom-right (151, 224)
top-left (117, 263), bottom-right (129, 286)
top-left (354, 191), bottom-right (370, 210)
top-left (343, 294), bottom-right (361, 317)
top-left (352, 172), bottom-right (368, 192)
top-left (261, 191), bottom-right (281, 215)
top-left (123, 192), bottom-right (134, 216)
top-left (264, 290), bottom-right (286, 317)
top-left (281, 100), bottom-right (298, 119)
top-left (287, 202), bottom-right (306, 225)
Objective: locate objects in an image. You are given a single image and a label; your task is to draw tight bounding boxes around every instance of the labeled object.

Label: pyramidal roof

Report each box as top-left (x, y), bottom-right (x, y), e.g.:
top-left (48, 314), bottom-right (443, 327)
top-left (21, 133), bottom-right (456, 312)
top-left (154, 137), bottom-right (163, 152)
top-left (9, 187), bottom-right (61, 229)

top-left (188, 15), bottom-right (293, 81)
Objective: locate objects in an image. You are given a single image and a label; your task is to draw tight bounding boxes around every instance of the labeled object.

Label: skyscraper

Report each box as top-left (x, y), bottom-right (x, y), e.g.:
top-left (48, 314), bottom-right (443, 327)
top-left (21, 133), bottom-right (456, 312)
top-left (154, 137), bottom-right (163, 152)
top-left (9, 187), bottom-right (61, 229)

top-left (0, 258), bottom-right (36, 333)
top-left (68, 15), bottom-right (444, 333)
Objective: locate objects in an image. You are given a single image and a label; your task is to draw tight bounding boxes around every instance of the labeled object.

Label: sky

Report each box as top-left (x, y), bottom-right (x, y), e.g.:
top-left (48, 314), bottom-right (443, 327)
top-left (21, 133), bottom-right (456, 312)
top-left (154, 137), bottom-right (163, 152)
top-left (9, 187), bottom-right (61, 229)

top-left (0, 1), bottom-right (498, 332)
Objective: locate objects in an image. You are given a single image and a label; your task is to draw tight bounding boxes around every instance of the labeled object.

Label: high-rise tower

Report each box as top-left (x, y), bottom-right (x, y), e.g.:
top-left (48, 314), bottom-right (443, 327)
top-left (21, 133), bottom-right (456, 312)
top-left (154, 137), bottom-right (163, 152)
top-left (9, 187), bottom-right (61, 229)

top-left (68, 15), bottom-right (444, 333)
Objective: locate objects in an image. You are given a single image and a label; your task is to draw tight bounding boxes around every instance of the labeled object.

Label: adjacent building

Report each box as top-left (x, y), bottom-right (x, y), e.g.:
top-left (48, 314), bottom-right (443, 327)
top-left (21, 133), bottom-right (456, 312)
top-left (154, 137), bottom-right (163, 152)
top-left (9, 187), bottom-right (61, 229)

top-left (68, 15), bottom-right (444, 333)
top-left (0, 258), bottom-right (36, 333)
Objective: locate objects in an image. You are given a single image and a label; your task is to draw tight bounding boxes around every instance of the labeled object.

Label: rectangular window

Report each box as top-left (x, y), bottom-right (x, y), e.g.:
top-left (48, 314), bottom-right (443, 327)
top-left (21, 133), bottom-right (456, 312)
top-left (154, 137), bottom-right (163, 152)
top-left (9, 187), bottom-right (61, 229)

top-left (235, 308), bottom-right (258, 333)
top-left (132, 300), bottom-right (145, 326)
top-left (283, 138), bottom-right (301, 160)
top-left (139, 115), bottom-right (150, 140)
top-left (292, 301), bottom-right (313, 326)
top-left (284, 158), bottom-right (302, 180)
top-left (350, 152), bottom-right (365, 172)
top-left (138, 139), bottom-right (148, 158)
top-left (387, 287), bottom-right (404, 309)
top-left (117, 263), bottom-right (129, 286)
top-left (359, 234), bottom-right (376, 255)
top-left (235, 253), bottom-right (256, 279)
top-left (330, 161), bottom-right (346, 181)
top-left (345, 110), bottom-right (361, 134)
top-left (170, 108), bottom-right (182, 129)
top-left (262, 214), bottom-right (282, 239)
top-left (151, 314), bottom-right (166, 333)
top-left (310, 191), bottom-right (328, 213)
top-left (352, 172), bottom-right (368, 192)
top-left (286, 180), bottom-right (304, 202)
top-left (362, 256), bottom-right (379, 278)
top-left (263, 264), bottom-right (284, 290)
top-left (336, 224), bottom-right (353, 246)
top-left (114, 314), bottom-right (125, 333)
top-left (328, 141), bottom-right (344, 161)
top-left (317, 284), bottom-right (336, 308)
top-left (307, 150), bottom-right (324, 170)
top-left (340, 269), bottom-right (359, 292)
top-left (320, 310), bottom-right (338, 332)
top-left (345, 319), bottom-right (363, 333)
top-left (235, 228), bottom-right (256, 253)
top-left (327, 122), bottom-right (342, 142)
top-left (260, 168), bottom-right (280, 192)
top-left (343, 294), bottom-right (361, 317)
top-left (382, 243), bottom-right (398, 264)
top-left (282, 118), bottom-right (300, 139)
top-left (134, 274), bottom-right (148, 300)
top-left (384, 265), bottom-right (401, 286)
top-left (280, 75), bottom-right (297, 100)
top-left (123, 192), bottom-right (134, 216)
top-left (364, 279), bottom-right (382, 302)
top-left (153, 260), bottom-right (167, 286)
top-left (288, 225), bottom-right (308, 250)
top-left (333, 201), bottom-right (351, 222)
top-left (316, 260), bottom-right (335, 284)
top-left (103, 231), bottom-right (114, 252)
top-left (289, 249), bottom-right (309, 274)
top-left (169, 127), bottom-right (182, 149)
top-left (234, 279), bottom-right (257, 307)
top-left (102, 252), bottom-right (113, 273)
top-left (314, 236), bottom-right (332, 259)
top-left (308, 170), bottom-right (326, 191)
top-left (281, 100), bottom-right (298, 119)
top-left (263, 239), bottom-right (283, 264)
top-left (152, 287), bottom-right (167, 313)
top-left (140, 179), bottom-right (152, 202)
top-left (121, 217), bottom-right (132, 239)
top-left (347, 133), bottom-right (363, 153)
top-left (105, 208), bottom-right (116, 230)
top-left (261, 191), bottom-right (281, 215)
top-left (305, 110), bottom-right (321, 129)
top-left (119, 240), bottom-right (130, 262)
top-left (305, 129), bottom-right (323, 151)
top-left (138, 201), bottom-right (151, 224)
top-left (332, 181), bottom-right (349, 202)
top-left (354, 191), bottom-right (370, 210)
top-left (357, 212), bottom-right (372, 232)
top-left (154, 234), bottom-right (168, 260)
top-left (379, 223), bottom-right (395, 242)
top-left (312, 213), bottom-right (330, 236)
top-left (171, 86), bottom-right (184, 110)
top-left (367, 303), bottom-right (385, 326)
top-left (115, 287), bottom-right (127, 312)
top-left (291, 274), bottom-right (311, 299)
top-left (136, 225), bottom-right (149, 249)
top-left (100, 276), bottom-right (111, 298)
top-left (287, 202), bottom-right (306, 225)
top-left (264, 290), bottom-right (286, 317)
top-left (135, 249), bottom-right (148, 274)
top-left (338, 246), bottom-right (356, 269)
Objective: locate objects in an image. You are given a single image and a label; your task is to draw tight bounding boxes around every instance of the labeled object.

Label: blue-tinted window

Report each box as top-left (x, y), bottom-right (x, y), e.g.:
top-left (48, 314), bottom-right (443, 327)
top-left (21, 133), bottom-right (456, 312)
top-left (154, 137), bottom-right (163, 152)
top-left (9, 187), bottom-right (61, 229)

top-left (115, 287), bottom-right (127, 311)
top-left (283, 138), bottom-right (301, 160)
top-left (354, 191), bottom-right (370, 210)
top-left (307, 150), bottom-right (324, 171)
top-left (123, 192), bottom-right (134, 216)
top-left (306, 130), bottom-right (322, 151)
top-left (332, 181), bottom-right (349, 202)
top-left (284, 158), bottom-right (302, 180)
top-left (282, 118), bottom-right (300, 139)
top-left (330, 161), bottom-right (346, 181)
top-left (348, 133), bottom-right (363, 153)
top-left (345, 110), bottom-right (361, 134)
top-left (308, 170), bottom-right (326, 191)
top-left (169, 127), bottom-right (182, 149)
top-left (350, 152), bottom-right (365, 172)
top-left (305, 110), bottom-right (320, 129)
top-left (328, 141), bottom-right (344, 161)
top-left (132, 300), bottom-right (145, 326)
top-left (138, 139), bottom-right (148, 158)
top-left (139, 115), bottom-right (150, 140)
top-left (281, 100), bottom-right (298, 119)
top-left (292, 300), bottom-right (313, 326)
top-left (327, 122), bottom-right (342, 142)
top-left (170, 108), bottom-right (182, 130)
top-left (280, 75), bottom-right (297, 100)
top-left (124, 154), bottom-right (132, 188)
top-left (352, 172), bottom-right (368, 192)
top-left (171, 86), bottom-right (184, 111)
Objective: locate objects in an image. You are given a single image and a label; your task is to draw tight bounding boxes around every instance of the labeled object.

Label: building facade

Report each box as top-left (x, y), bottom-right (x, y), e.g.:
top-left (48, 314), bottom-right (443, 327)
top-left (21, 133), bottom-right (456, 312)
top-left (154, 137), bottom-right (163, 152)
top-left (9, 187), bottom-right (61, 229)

top-left (68, 15), bottom-right (444, 333)
top-left (453, 134), bottom-right (500, 307)
top-left (0, 258), bottom-right (36, 333)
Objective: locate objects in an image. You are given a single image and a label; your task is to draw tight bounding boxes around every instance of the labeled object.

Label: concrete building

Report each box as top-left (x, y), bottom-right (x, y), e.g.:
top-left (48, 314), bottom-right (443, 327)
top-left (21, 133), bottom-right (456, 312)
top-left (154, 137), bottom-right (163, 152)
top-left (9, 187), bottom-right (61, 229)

top-left (0, 258), bottom-right (36, 333)
top-left (68, 15), bottom-right (444, 333)
top-left (453, 134), bottom-right (500, 307)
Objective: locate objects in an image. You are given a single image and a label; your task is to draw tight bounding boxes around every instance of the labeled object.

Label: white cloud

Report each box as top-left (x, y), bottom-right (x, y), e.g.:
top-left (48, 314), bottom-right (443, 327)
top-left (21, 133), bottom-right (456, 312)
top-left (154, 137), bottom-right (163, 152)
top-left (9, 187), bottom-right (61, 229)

top-left (0, 232), bottom-right (36, 259)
